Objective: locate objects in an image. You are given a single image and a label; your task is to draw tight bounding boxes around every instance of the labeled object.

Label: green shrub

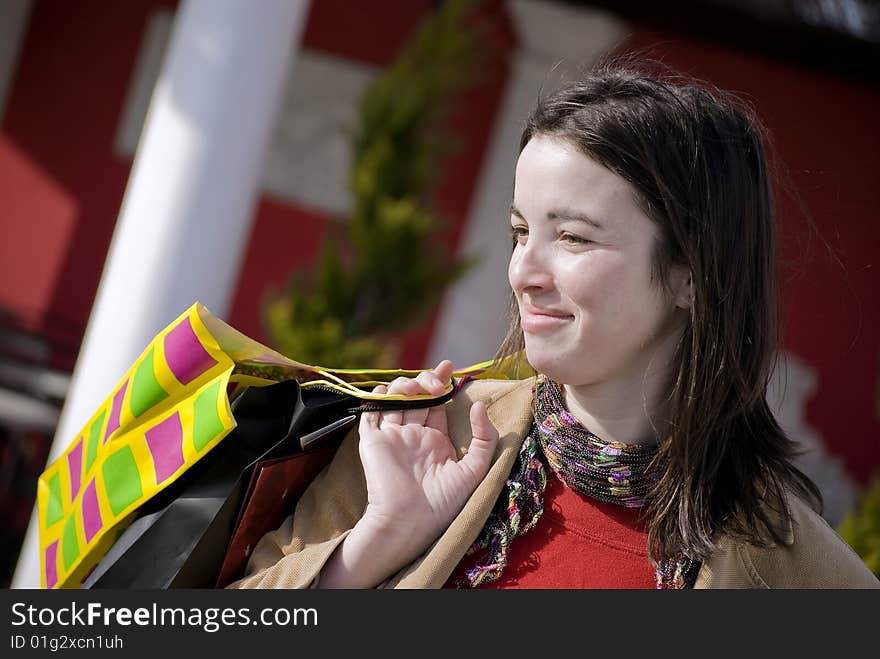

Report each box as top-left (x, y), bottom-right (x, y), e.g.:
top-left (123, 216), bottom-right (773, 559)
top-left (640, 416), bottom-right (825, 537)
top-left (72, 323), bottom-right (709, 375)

top-left (265, 0), bottom-right (481, 368)
top-left (837, 474), bottom-right (880, 577)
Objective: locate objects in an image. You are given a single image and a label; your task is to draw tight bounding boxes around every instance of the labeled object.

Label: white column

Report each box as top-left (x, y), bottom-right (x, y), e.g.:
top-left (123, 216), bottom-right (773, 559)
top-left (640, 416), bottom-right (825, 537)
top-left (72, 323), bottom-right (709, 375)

top-left (427, 0), bottom-right (624, 369)
top-left (12, 0), bottom-right (310, 588)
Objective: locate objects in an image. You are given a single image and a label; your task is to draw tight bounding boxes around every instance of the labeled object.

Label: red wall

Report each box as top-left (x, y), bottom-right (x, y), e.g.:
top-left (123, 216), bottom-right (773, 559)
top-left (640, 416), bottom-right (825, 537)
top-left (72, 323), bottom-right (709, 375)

top-left (1, 0), bottom-right (179, 368)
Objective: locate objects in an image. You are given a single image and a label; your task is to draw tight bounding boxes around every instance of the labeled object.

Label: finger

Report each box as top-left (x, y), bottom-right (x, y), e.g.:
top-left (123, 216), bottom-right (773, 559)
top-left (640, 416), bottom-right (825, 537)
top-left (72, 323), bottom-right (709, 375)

top-left (386, 376), bottom-right (422, 394)
top-left (459, 401), bottom-right (499, 485)
top-left (415, 370), bottom-right (445, 394)
top-left (419, 360), bottom-right (454, 430)
top-left (384, 377), bottom-right (418, 425)
top-left (432, 360), bottom-right (455, 385)
top-left (360, 384), bottom-right (385, 431)
top-left (389, 374), bottom-right (439, 426)
top-left (402, 371), bottom-right (446, 426)
top-left (403, 406), bottom-right (429, 427)
top-left (425, 403), bottom-right (449, 437)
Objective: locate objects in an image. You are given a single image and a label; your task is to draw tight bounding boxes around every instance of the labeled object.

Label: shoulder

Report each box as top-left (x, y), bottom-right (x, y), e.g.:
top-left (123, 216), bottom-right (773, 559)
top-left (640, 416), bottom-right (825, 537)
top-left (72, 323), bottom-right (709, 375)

top-left (437, 376), bottom-right (536, 457)
top-left (747, 492), bottom-right (879, 588)
top-left (700, 490), bottom-right (879, 588)
top-left (456, 375), bottom-right (536, 404)
top-left (446, 376), bottom-right (536, 422)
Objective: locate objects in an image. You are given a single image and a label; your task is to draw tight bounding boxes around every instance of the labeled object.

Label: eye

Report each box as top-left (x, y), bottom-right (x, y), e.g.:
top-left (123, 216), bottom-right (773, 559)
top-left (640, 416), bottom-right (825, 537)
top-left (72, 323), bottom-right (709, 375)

top-left (509, 225), bottom-right (528, 244)
top-left (560, 232), bottom-right (590, 245)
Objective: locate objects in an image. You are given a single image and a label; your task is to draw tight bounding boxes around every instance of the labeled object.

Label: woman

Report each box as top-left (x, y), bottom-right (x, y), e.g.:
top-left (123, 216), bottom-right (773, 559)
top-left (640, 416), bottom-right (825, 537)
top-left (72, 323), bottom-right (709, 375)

top-left (229, 61), bottom-right (879, 589)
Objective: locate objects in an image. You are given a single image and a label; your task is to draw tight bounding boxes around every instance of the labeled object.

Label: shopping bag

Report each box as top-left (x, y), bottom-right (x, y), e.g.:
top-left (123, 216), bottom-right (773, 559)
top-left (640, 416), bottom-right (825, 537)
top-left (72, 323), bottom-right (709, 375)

top-left (79, 379), bottom-right (290, 588)
top-left (213, 413), bottom-right (355, 588)
top-left (81, 379), bottom-right (368, 588)
top-left (36, 301), bottom-right (507, 589)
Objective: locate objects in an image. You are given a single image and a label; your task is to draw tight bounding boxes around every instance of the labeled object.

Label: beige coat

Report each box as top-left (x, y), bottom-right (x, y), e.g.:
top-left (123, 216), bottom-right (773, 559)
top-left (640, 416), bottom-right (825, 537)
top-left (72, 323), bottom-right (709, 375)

top-left (228, 377), bottom-right (880, 589)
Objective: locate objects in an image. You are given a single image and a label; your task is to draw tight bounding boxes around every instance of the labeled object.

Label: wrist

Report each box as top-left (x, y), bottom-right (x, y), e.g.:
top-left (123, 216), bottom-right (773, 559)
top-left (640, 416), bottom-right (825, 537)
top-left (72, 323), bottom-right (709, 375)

top-left (355, 508), bottom-right (435, 564)
top-left (318, 514), bottom-right (429, 589)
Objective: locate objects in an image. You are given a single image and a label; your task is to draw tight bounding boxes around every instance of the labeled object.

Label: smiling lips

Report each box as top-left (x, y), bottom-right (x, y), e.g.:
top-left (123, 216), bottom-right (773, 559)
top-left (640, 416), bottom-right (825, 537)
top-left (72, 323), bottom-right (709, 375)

top-left (520, 306), bottom-right (573, 332)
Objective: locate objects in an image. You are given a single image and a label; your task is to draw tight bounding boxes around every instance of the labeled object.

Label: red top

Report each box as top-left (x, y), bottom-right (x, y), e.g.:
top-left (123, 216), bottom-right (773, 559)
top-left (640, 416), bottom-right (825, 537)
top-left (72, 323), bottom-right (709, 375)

top-left (443, 473), bottom-right (656, 589)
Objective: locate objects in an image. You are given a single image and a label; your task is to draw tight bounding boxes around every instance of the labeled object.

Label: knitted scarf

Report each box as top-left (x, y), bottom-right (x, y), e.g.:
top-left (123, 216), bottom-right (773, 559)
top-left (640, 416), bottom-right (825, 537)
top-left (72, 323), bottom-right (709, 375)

top-left (461, 375), bottom-right (700, 589)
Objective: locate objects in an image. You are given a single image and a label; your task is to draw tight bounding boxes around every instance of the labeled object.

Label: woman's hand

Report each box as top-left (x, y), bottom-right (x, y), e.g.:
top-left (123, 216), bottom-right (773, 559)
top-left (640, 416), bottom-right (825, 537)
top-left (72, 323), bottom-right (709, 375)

top-left (319, 360), bottom-right (500, 588)
top-left (359, 359), bottom-right (500, 545)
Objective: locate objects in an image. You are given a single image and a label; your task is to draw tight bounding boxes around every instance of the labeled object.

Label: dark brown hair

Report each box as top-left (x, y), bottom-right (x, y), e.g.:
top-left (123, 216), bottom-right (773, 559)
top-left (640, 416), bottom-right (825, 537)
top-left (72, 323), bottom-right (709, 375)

top-left (493, 57), bottom-right (822, 564)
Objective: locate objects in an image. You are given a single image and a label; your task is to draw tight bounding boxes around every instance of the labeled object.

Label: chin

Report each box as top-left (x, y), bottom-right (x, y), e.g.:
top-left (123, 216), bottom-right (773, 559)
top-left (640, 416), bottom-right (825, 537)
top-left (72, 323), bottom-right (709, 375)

top-left (523, 344), bottom-right (571, 382)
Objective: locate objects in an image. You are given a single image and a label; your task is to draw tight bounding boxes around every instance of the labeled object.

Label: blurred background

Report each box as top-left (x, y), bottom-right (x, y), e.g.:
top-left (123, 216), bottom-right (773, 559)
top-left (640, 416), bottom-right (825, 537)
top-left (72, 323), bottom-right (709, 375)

top-left (1, 0), bottom-right (879, 588)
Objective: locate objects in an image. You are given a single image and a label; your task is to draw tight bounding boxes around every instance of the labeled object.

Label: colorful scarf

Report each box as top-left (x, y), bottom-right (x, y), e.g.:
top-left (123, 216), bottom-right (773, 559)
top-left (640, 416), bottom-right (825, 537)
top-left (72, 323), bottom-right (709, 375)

top-left (461, 375), bottom-right (700, 589)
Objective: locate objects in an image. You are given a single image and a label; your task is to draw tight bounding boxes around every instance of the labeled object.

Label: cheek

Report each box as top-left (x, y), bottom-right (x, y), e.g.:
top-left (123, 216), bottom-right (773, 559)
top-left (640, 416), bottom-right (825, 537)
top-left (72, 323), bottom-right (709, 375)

top-left (561, 257), bottom-right (660, 332)
top-left (556, 259), bottom-right (615, 311)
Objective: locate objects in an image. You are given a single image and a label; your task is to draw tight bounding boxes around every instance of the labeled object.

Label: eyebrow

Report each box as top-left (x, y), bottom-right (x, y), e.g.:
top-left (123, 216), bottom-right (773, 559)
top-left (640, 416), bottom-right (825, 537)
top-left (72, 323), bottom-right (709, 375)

top-left (510, 203), bottom-right (604, 231)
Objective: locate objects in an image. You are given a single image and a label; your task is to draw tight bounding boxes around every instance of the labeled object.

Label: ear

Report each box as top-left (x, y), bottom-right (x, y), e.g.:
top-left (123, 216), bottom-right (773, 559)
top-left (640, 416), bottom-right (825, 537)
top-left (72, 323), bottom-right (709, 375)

top-left (671, 266), bottom-right (694, 310)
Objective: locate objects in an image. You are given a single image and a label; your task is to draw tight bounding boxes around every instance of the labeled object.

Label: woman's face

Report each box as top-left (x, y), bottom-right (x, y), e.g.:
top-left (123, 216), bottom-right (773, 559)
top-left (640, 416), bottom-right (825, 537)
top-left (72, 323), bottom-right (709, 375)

top-left (508, 135), bottom-right (688, 388)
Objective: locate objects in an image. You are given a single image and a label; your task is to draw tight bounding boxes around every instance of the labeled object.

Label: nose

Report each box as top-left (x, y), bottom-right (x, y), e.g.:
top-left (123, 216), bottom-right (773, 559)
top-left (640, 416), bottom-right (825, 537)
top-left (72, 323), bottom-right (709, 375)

top-left (508, 235), bottom-right (553, 295)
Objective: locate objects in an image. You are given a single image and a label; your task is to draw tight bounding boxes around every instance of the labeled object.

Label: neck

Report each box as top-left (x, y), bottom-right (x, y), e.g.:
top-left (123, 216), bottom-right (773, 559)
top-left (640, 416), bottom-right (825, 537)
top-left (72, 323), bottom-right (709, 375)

top-left (561, 381), bottom-right (664, 446)
top-left (559, 335), bottom-right (680, 447)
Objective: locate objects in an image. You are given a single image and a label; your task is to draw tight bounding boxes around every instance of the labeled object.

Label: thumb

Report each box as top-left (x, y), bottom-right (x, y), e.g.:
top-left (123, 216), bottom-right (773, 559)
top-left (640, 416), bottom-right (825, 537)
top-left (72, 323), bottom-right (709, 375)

top-left (459, 401), bottom-right (499, 482)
